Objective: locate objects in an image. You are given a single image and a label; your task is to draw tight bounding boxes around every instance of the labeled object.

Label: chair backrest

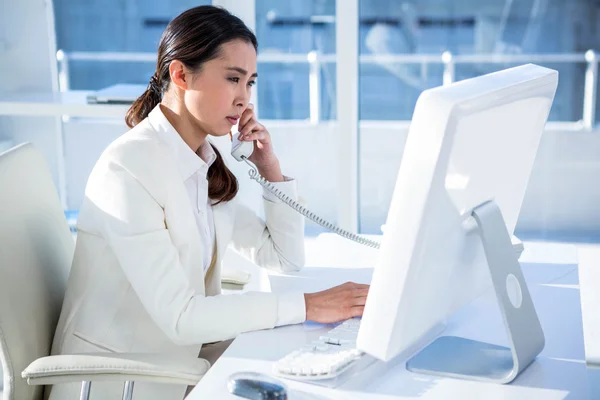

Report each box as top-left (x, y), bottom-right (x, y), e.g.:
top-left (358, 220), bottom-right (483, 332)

top-left (0, 143), bottom-right (74, 400)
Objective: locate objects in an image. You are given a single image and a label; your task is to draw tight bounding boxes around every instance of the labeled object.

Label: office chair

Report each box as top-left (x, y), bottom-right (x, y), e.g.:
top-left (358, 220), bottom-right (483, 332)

top-left (0, 143), bottom-right (209, 400)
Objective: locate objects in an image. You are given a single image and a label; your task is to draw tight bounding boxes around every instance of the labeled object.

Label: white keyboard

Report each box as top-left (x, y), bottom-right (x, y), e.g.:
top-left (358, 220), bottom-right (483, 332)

top-left (273, 319), bottom-right (363, 380)
top-left (318, 317), bottom-right (361, 345)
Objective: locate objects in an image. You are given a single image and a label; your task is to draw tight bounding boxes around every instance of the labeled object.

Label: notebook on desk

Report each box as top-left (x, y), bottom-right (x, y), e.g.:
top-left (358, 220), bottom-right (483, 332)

top-left (86, 83), bottom-right (147, 104)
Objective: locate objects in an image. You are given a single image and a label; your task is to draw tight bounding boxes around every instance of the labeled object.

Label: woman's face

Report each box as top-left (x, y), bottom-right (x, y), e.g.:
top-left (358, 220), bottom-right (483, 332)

top-left (184, 39), bottom-right (257, 137)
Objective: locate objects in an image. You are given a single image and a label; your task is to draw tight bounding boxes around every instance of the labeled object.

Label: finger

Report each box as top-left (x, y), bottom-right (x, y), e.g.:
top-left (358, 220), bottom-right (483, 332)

top-left (238, 118), bottom-right (255, 135)
top-left (239, 121), bottom-right (260, 137)
top-left (353, 288), bottom-right (369, 298)
top-left (244, 128), bottom-right (270, 144)
top-left (349, 306), bottom-right (365, 319)
top-left (341, 289), bottom-right (367, 306)
top-left (239, 108), bottom-right (255, 129)
top-left (247, 103), bottom-right (254, 111)
top-left (353, 294), bottom-right (368, 306)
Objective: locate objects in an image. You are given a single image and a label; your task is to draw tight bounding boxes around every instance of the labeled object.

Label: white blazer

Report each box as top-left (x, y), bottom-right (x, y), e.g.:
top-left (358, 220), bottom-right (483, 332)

top-left (48, 107), bottom-right (305, 400)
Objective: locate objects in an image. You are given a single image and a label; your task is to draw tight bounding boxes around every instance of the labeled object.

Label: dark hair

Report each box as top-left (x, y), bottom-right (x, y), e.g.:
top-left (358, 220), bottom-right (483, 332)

top-left (126, 5), bottom-right (258, 205)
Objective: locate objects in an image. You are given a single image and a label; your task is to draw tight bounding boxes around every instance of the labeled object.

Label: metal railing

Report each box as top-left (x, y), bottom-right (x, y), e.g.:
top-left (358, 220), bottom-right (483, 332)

top-left (56, 49), bottom-right (599, 130)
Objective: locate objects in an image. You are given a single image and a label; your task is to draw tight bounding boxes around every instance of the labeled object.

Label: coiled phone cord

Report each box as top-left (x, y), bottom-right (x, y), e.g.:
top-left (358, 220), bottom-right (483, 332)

top-left (242, 157), bottom-right (381, 249)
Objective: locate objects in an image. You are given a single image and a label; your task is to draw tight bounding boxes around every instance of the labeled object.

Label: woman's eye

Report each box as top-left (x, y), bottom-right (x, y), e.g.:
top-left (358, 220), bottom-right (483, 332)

top-left (229, 77), bottom-right (240, 83)
top-left (248, 81), bottom-right (256, 87)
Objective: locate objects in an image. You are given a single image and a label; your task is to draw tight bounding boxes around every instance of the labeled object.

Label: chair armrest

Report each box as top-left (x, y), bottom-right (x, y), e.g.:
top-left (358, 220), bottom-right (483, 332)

top-left (22, 353), bottom-right (210, 386)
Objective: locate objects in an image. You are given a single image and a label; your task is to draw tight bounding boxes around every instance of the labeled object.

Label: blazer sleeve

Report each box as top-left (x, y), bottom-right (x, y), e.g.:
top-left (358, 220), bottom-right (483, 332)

top-left (86, 159), bottom-right (284, 345)
top-left (230, 178), bottom-right (305, 273)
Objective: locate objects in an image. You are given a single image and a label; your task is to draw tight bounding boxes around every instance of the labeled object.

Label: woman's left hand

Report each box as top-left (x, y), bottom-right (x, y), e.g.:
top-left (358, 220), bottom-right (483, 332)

top-left (237, 104), bottom-right (284, 182)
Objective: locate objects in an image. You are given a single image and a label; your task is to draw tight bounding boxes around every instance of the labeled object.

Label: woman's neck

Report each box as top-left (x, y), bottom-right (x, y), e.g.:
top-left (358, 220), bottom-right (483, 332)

top-left (159, 101), bottom-right (208, 153)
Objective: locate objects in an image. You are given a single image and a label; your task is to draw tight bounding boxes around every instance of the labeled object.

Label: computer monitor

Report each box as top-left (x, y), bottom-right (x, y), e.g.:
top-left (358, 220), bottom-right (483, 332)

top-left (356, 64), bottom-right (558, 383)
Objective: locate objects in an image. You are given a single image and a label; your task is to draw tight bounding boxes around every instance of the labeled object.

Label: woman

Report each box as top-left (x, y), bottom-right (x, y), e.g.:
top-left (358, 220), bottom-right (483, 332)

top-left (49, 5), bottom-right (368, 399)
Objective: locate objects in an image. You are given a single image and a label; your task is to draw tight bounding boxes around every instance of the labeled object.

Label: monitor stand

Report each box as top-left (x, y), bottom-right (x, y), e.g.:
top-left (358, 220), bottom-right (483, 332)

top-left (406, 200), bottom-right (544, 384)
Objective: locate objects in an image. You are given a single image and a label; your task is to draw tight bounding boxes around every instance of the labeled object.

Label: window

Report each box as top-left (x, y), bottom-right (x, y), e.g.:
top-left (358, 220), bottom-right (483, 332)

top-left (253, 0), bottom-right (341, 235)
top-left (256, 0), bottom-right (336, 120)
top-left (358, 0), bottom-right (597, 235)
top-left (53, 0), bottom-right (211, 90)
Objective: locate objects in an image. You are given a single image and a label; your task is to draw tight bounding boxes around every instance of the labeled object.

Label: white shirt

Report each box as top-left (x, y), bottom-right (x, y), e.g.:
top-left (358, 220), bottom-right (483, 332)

top-left (157, 120), bottom-right (306, 327)
top-left (186, 141), bottom-right (217, 272)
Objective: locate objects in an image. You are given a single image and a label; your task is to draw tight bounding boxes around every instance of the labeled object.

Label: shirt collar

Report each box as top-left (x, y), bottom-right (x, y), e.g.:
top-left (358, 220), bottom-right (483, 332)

top-left (148, 104), bottom-right (217, 181)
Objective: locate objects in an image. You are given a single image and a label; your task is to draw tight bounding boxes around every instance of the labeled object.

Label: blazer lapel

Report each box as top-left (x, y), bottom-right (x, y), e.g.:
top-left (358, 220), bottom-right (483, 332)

top-left (212, 202), bottom-right (235, 263)
top-left (205, 201), bottom-right (234, 294)
top-left (168, 180), bottom-right (208, 293)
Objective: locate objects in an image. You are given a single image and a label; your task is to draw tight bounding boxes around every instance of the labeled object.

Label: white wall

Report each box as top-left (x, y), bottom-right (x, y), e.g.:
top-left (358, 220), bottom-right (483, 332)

top-left (0, 0), bottom-right (60, 388)
top-left (55, 118), bottom-right (600, 239)
top-left (0, 0), bottom-right (64, 204)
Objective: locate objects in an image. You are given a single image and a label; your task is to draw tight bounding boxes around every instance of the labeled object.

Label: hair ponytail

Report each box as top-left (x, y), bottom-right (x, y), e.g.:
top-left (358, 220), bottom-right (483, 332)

top-left (207, 145), bottom-right (238, 205)
top-left (125, 74), bottom-right (163, 128)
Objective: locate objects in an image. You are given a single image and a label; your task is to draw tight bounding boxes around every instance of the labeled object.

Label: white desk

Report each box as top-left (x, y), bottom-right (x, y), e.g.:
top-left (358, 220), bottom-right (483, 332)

top-left (189, 238), bottom-right (600, 399)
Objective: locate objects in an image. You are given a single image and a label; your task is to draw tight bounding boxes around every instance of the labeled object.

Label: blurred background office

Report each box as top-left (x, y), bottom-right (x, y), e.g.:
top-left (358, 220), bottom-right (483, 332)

top-left (1, 0), bottom-right (600, 241)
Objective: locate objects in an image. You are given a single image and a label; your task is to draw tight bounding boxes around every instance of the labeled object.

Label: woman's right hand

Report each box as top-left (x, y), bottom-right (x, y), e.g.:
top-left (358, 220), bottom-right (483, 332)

top-left (304, 282), bottom-right (369, 324)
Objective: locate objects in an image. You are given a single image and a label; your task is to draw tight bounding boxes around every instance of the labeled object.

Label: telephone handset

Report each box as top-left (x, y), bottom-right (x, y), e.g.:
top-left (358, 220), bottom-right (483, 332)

top-left (231, 131), bottom-right (254, 162)
top-left (230, 132), bottom-right (380, 249)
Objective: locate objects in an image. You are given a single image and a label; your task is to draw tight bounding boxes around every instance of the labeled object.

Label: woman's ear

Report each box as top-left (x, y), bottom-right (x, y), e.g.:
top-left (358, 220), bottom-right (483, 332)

top-left (169, 60), bottom-right (189, 90)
